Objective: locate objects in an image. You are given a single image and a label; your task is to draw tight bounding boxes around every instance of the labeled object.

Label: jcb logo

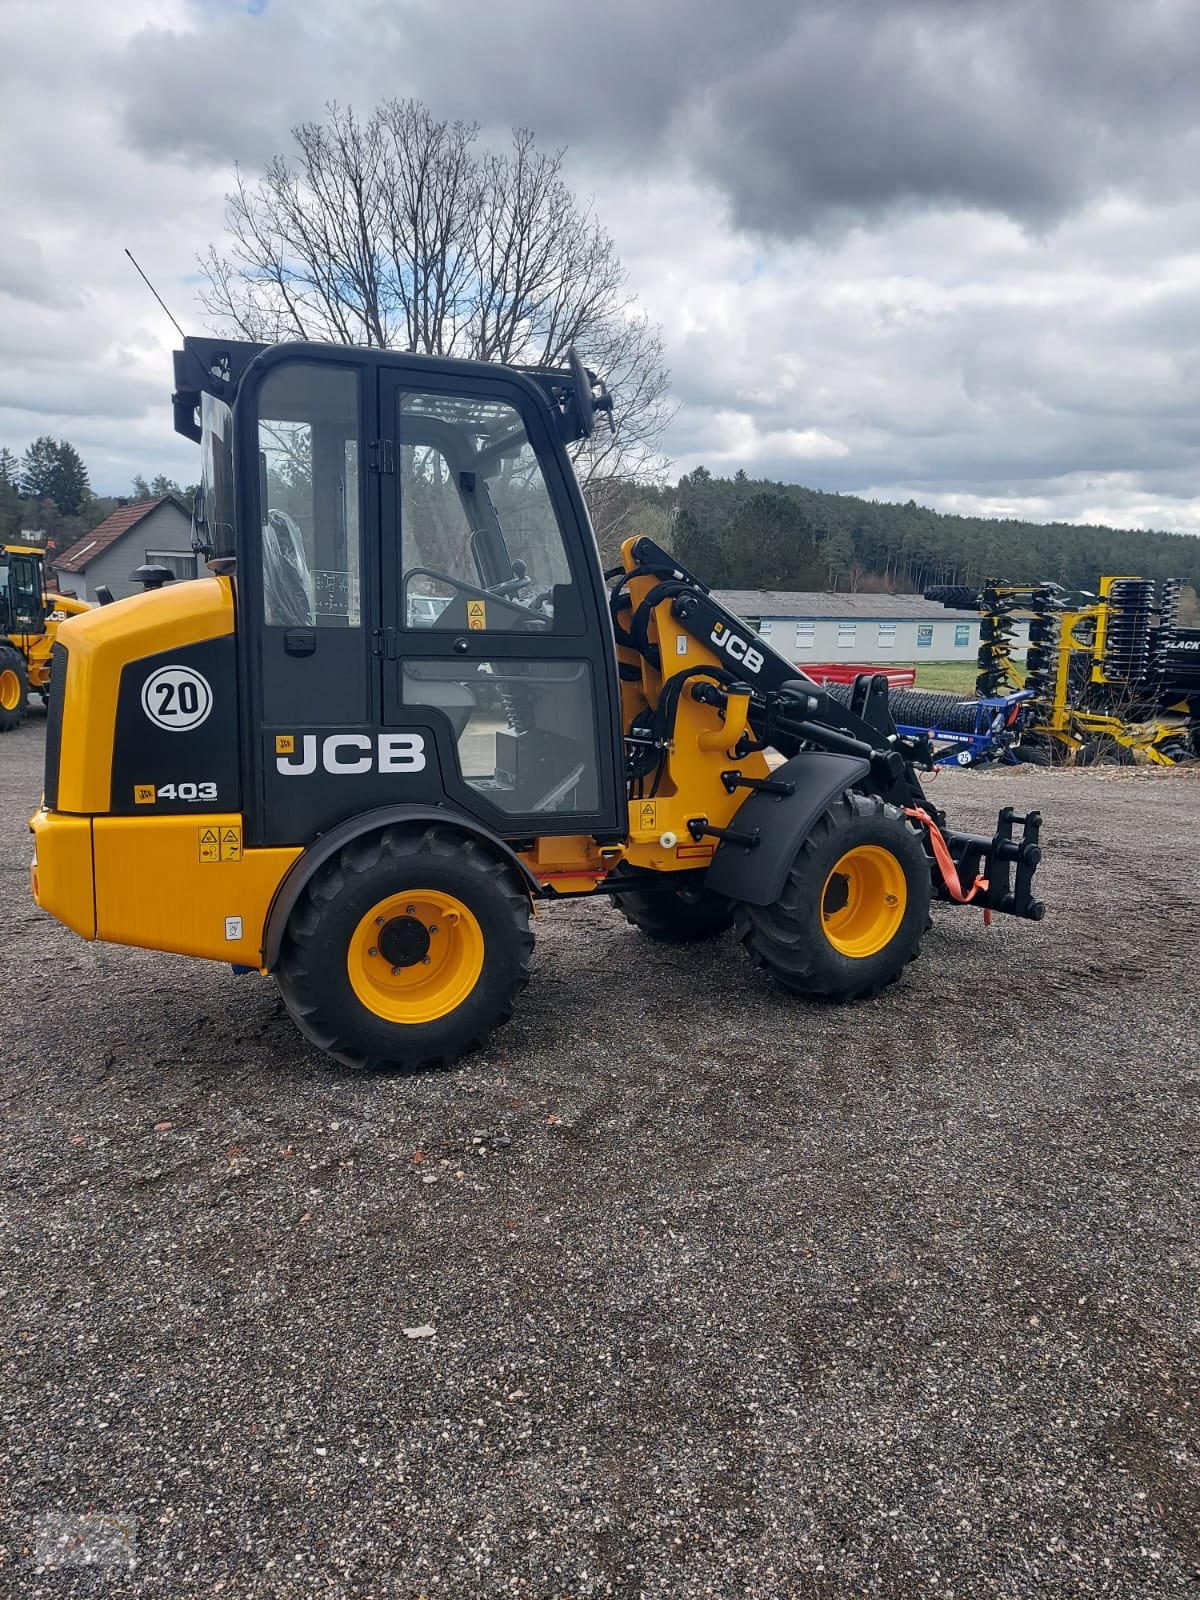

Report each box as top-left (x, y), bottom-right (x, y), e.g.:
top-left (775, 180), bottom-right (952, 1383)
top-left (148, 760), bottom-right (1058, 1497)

top-left (276, 733), bottom-right (427, 776)
top-left (710, 622), bottom-right (764, 675)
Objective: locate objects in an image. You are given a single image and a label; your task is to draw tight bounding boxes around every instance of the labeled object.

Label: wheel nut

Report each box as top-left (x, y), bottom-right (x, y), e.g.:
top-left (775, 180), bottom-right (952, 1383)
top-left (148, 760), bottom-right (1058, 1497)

top-left (375, 916), bottom-right (384, 926)
top-left (368, 946), bottom-right (378, 957)
top-left (422, 956), bottom-right (432, 965)
top-left (405, 905), bottom-right (416, 915)
top-left (429, 925), bottom-right (439, 935)
top-left (391, 966), bottom-right (401, 975)
top-left (885, 894), bottom-right (898, 905)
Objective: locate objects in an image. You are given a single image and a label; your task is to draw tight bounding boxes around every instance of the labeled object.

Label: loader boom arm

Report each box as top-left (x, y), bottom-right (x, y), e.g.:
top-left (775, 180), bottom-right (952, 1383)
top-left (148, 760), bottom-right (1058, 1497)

top-left (613, 537), bottom-right (1045, 923)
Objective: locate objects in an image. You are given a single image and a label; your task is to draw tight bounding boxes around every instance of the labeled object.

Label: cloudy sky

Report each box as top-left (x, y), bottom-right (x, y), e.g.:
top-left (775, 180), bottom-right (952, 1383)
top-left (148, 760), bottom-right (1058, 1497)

top-left (4, 0), bottom-right (1200, 531)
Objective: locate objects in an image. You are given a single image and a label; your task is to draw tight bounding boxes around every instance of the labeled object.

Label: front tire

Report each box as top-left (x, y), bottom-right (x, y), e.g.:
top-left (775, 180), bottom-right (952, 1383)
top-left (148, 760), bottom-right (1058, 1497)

top-left (0, 645), bottom-right (29, 731)
top-left (735, 794), bottom-right (932, 1001)
top-left (276, 826), bottom-right (534, 1070)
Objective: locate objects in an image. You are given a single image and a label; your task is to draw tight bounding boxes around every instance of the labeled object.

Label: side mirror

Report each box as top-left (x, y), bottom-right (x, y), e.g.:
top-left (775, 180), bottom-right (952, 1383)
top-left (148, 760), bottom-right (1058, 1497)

top-left (568, 347), bottom-right (595, 438)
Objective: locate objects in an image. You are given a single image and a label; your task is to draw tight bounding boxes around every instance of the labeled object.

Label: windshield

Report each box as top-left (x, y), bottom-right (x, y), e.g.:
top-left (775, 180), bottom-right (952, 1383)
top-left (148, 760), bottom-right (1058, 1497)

top-left (196, 391), bottom-right (235, 559)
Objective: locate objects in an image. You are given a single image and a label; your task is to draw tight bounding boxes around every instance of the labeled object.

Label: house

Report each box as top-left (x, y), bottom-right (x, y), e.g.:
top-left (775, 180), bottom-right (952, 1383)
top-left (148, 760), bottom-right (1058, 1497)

top-left (712, 589), bottom-right (1029, 665)
top-left (53, 496), bottom-right (195, 604)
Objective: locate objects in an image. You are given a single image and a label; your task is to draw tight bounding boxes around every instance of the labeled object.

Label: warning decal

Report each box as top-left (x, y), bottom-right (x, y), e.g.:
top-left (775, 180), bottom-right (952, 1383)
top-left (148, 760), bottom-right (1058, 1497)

top-left (638, 800), bottom-right (657, 831)
top-left (466, 599), bottom-right (487, 630)
top-left (199, 824), bottom-right (242, 862)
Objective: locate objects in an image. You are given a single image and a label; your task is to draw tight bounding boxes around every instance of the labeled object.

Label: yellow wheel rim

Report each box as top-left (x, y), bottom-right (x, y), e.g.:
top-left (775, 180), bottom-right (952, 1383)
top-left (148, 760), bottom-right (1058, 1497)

top-left (821, 845), bottom-right (908, 958)
top-left (0, 668), bottom-right (21, 711)
top-left (347, 890), bottom-right (484, 1025)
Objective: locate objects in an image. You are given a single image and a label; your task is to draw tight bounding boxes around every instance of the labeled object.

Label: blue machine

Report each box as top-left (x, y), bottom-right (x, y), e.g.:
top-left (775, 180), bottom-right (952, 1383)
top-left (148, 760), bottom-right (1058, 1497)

top-left (891, 689), bottom-right (1036, 767)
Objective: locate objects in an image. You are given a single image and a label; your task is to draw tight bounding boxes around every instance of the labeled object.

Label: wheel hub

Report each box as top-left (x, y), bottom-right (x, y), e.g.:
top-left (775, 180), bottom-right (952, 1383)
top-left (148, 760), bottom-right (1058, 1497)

top-left (348, 889), bottom-right (485, 1025)
top-left (822, 873), bottom-right (851, 917)
top-left (377, 915), bottom-right (431, 969)
top-left (820, 845), bottom-right (907, 958)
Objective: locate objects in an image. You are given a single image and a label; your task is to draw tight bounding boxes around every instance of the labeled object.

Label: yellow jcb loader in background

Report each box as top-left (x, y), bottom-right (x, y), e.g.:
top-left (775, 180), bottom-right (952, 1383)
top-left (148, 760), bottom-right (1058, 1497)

top-left (29, 338), bottom-right (1046, 1070)
top-left (0, 545), bottom-right (90, 732)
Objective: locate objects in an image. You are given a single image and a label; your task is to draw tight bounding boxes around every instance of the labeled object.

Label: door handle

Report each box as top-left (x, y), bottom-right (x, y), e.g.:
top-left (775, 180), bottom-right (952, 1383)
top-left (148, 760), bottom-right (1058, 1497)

top-left (284, 628), bottom-right (316, 656)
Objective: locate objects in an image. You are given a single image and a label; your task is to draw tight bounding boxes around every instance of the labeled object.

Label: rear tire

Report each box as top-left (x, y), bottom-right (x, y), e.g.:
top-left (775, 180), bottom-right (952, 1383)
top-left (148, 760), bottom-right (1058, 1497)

top-left (1012, 743), bottom-right (1051, 766)
top-left (276, 825), bottom-right (534, 1070)
top-left (610, 868), bottom-right (734, 942)
top-left (735, 794), bottom-right (932, 1001)
top-left (0, 645), bottom-right (29, 731)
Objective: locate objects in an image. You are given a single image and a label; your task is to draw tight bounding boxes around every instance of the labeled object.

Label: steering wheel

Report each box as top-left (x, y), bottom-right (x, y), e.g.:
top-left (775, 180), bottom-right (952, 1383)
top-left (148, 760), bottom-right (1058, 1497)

top-left (407, 566), bottom-right (547, 623)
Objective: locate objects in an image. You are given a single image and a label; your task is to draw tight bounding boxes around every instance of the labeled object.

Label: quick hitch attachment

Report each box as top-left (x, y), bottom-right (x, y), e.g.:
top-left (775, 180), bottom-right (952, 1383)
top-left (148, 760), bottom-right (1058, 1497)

top-left (909, 806), bottom-right (1045, 922)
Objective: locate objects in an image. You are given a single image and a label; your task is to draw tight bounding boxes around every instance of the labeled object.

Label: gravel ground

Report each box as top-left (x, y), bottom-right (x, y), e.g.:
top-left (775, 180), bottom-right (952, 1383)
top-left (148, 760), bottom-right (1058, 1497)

top-left (2, 712), bottom-right (1199, 1599)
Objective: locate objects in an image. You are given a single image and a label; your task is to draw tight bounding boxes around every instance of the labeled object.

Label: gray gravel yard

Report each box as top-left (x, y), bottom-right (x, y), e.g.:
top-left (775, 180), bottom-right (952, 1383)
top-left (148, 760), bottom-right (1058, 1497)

top-left (2, 711), bottom-right (1199, 1598)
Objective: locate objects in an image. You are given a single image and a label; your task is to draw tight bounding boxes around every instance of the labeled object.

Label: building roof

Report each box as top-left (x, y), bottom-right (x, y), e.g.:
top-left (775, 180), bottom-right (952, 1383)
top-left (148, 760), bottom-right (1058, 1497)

top-left (55, 497), bottom-right (184, 574)
top-left (712, 588), bottom-right (981, 622)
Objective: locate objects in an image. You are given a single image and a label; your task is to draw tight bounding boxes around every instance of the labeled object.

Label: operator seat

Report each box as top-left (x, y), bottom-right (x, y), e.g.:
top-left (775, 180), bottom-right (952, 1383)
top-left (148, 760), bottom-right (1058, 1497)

top-left (263, 508), bottom-right (314, 627)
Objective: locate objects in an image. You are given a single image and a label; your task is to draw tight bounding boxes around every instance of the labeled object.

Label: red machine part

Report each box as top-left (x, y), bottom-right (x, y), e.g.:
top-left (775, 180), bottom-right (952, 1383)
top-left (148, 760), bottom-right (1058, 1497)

top-left (804, 663), bottom-right (918, 688)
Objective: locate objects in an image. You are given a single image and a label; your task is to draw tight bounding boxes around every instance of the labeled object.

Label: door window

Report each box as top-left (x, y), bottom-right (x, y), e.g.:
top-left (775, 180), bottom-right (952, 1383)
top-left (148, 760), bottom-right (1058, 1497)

top-left (257, 364), bottom-right (361, 629)
top-left (403, 658), bottom-right (599, 815)
top-left (399, 391), bottom-right (574, 633)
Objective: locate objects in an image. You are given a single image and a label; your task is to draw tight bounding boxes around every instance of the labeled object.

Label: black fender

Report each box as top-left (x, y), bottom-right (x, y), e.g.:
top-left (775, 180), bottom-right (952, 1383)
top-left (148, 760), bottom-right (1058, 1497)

top-left (704, 751), bottom-right (871, 907)
top-left (261, 804), bottom-right (540, 969)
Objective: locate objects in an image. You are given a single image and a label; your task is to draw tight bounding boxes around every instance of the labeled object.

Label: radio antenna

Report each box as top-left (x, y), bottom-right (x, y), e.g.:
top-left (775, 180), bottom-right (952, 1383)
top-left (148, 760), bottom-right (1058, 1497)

top-left (124, 248), bottom-right (186, 340)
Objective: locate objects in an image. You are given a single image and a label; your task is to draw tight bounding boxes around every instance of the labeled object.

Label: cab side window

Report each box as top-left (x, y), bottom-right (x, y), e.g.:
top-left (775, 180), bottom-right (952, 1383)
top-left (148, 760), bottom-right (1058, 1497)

top-left (257, 364), bottom-right (361, 629)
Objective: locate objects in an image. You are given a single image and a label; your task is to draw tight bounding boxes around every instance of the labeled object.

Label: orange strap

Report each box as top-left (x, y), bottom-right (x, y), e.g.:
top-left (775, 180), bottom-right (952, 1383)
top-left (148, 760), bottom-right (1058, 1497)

top-left (904, 805), bottom-right (991, 922)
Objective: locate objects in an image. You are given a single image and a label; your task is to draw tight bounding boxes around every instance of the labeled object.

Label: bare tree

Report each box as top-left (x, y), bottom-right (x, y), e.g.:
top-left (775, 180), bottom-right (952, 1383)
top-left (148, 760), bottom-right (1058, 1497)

top-left (200, 101), bottom-right (673, 517)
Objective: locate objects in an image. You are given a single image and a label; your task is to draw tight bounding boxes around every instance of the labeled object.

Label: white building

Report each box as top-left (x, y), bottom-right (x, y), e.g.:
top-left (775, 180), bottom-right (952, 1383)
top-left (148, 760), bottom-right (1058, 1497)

top-left (712, 589), bottom-right (1028, 665)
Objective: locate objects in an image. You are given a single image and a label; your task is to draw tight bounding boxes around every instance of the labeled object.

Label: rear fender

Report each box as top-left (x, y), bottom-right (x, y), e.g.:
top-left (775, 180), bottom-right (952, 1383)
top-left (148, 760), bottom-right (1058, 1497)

top-left (261, 804), bottom-right (539, 969)
top-left (704, 751), bottom-right (871, 907)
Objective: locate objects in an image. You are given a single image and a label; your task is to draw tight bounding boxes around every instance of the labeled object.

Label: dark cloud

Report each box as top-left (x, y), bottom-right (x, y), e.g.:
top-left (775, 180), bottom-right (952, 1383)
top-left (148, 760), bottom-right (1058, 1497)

top-left (114, 0), bottom-right (1200, 235)
top-left (4, 1), bottom-right (1200, 523)
top-left (685, 0), bottom-right (1200, 234)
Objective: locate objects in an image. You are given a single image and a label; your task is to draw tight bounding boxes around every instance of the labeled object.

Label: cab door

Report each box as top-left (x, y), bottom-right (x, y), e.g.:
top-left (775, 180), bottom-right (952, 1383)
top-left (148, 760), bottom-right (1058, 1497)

top-left (7, 553), bottom-right (47, 635)
top-left (377, 367), bottom-right (623, 838)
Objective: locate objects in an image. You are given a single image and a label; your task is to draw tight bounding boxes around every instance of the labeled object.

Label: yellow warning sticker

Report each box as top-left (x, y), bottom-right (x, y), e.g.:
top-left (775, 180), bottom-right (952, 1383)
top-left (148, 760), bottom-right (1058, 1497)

top-left (220, 826), bottom-right (242, 862)
top-left (198, 826), bottom-right (220, 864)
top-left (638, 800), bottom-right (657, 831)
top-left (466, 599), bottom-right (487, 630)
top-left (134, 784), bottom-right (156, 805)
top-left (275, 734), bottom-right (295, 754)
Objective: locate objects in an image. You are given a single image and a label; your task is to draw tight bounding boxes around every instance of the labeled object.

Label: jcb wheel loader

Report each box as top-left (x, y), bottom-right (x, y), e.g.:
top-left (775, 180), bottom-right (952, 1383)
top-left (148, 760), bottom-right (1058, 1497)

top-left (0, 545), bottom-right (89, 732)
top-left (29, 339), bottom-right (1045, 1070)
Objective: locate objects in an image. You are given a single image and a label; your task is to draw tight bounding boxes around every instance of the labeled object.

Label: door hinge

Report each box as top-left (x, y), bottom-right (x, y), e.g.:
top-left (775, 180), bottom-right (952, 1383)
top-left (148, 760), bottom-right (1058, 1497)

top-left (373, 626), bottom-right (399, 660)
top-left (368, 439), bottom-right (394, 474)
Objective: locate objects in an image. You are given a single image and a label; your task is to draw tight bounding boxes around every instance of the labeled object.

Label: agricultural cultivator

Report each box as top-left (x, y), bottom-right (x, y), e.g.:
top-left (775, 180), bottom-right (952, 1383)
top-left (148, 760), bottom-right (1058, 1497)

top-left (923, 575), bottom-right (1200, 766)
